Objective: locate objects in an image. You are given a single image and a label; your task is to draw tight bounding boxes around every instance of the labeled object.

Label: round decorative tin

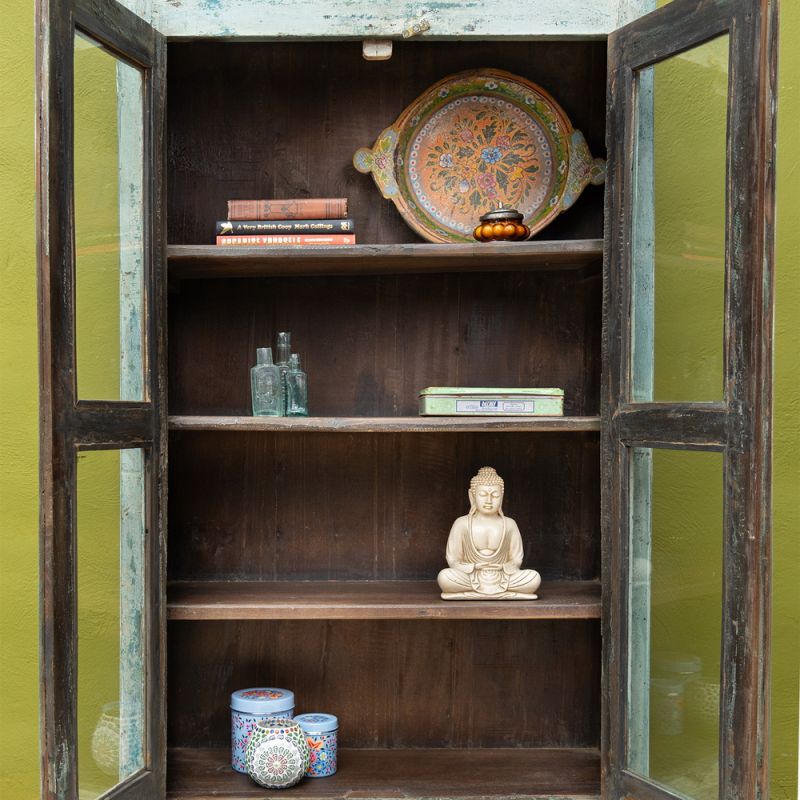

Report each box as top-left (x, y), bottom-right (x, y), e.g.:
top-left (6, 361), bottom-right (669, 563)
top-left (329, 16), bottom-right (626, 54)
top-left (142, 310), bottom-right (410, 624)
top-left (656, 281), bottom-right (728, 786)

top-left (245, 717), bottom-right (310, 789)
top-left (354, 68), bottom-right (605, 243)
top-left (230, 688), bottom-right (295, 773)
top-left (295, 713), bottom-right (338, 778)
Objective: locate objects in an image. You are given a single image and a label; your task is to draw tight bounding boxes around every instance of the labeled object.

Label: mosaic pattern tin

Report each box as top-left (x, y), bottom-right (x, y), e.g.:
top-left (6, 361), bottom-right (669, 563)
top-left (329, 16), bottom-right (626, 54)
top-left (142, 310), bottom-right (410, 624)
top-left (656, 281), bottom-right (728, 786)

top-left (230, 688), bottom-right (295, 773)
top-left (245, 717), bottom-right (311, 789)
top-left (354, 68), bottom-right (605, 243)
top-left (296, 713), bottom-right (338, 778)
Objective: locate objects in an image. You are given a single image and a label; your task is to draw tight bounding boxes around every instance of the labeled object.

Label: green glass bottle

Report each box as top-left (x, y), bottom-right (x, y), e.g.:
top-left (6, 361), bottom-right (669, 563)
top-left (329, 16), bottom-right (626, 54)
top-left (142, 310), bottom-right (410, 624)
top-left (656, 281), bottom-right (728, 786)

top-left (250, 347), bottom-right (284, 416)
top-left (285, 353), bottom-right (308, 417)
top-left (276, 331), bottom-right (292, 412)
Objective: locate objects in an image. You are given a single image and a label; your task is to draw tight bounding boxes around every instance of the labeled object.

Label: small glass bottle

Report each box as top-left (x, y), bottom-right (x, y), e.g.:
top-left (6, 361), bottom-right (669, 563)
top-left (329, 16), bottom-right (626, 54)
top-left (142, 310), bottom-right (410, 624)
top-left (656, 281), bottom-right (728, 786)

top-left (250, 347), bottom-right (284, 416)
top-left (276, 331), bottom-right (292, 408)
top-left (285, 353), bottom-right (308, 416)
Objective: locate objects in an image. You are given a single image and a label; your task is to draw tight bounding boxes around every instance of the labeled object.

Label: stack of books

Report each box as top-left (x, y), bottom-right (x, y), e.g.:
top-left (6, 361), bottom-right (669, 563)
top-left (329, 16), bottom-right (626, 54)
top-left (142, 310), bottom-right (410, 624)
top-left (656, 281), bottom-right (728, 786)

top-left (216, 198), bottom-right (356, 246)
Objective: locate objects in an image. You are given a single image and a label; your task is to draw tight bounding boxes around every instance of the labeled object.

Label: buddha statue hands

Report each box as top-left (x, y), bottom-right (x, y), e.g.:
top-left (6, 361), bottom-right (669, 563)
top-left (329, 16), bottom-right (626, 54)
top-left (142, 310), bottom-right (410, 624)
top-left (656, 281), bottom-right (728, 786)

top-left (437, 467), bottom-right (541, 600)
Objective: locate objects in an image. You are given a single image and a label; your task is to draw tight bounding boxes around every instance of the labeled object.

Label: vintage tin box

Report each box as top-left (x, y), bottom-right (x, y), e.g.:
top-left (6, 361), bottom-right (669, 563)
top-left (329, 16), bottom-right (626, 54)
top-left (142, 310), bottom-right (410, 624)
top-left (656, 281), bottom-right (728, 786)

top-left (230, 688), bottom-right (295, 773)
top-left (419, 387), bottom-right (564, 416)
top-left (295, 713), bottom-right (339, 778)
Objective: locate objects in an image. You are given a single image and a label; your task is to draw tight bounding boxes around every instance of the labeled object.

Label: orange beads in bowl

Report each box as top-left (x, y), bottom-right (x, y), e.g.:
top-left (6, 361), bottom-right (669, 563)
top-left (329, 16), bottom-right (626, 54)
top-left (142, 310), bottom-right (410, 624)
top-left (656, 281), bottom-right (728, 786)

top-left (473, 206), bottom-right (530, 242)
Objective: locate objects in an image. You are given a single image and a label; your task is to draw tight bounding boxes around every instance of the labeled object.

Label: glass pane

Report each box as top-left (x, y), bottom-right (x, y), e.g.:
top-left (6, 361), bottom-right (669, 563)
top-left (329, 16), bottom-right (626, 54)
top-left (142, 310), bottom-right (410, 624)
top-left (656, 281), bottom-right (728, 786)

top-left (77, 449), bottom-right (146, 797)
top-left (631, 36), bottom-right (729, 402)
top-left (74, 32), bottom-right (145, 401)
top-left (627, 448), bottom-right (722, 800)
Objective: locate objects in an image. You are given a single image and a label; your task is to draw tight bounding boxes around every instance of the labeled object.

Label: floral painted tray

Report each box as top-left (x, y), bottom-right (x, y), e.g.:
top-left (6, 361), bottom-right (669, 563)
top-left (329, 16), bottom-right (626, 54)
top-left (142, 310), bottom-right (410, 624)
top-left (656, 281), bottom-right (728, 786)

top-left (354, 69), bottom-right (605, 243)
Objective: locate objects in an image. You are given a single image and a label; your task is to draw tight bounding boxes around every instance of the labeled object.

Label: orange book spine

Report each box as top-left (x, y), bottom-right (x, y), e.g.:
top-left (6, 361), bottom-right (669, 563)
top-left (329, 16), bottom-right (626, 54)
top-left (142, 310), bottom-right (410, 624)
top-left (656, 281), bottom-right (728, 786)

top-left (216, 234), bottom-right (356, 246)
top-left (227, 198), bottom-right (348, 220)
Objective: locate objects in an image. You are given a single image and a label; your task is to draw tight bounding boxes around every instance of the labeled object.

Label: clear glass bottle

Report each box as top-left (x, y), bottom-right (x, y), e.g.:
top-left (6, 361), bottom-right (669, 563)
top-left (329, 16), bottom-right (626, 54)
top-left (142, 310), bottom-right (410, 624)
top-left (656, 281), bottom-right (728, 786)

top-left (276, 332), bottom-right (292, 370)
top-left (250, 347), bottom-right (284, 416)
top-left (276, 331), bottom-right (292, 407)
top-left (285, 353), bottom-right (308, 417)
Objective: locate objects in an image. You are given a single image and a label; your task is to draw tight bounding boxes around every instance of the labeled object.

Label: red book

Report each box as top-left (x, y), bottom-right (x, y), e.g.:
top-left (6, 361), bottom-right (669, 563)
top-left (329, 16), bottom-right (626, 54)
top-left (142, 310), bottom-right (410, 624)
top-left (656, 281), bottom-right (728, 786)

top-left (227, 198), bottom-right (348, 220)
top-left (216, 234), bottom-right (356, 246)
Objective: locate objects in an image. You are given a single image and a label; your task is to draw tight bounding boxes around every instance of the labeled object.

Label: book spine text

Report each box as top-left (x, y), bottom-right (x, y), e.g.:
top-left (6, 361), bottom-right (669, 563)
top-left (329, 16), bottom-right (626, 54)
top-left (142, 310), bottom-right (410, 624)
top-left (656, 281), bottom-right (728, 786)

top-left (217, 219), bottom-right (355, 235)
top-left (216, 235), bottom-right (356, 246)
top-left (227, 198), bottom-right (348, 220)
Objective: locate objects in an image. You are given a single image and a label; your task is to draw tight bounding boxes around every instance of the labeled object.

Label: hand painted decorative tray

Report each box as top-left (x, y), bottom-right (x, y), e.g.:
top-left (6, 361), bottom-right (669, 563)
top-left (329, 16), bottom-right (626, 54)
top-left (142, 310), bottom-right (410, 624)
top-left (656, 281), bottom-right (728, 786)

top-left (354, 69), bottom-right (605, 243)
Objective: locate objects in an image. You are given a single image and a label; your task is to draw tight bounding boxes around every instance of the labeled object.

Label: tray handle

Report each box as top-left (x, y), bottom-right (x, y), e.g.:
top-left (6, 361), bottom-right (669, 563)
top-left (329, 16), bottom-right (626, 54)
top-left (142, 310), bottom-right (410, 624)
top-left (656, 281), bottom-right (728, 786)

top-left (353, 127), bottom-right (400, 199)
top-left (560, 130), bottom-right (606, 212)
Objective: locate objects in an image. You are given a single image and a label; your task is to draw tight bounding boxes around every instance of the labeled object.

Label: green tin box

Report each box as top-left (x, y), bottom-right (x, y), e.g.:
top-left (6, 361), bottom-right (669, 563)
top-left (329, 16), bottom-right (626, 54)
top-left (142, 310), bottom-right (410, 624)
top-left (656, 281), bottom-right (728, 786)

top-left (419, 387), bottom-right (564, 416)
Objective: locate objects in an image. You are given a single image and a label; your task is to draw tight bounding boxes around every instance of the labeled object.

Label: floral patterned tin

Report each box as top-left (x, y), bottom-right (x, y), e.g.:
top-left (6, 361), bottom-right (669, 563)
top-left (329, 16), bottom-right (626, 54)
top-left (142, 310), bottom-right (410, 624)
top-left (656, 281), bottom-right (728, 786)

top-left (295, 713), bottom-right (338, 778)
top-left (230, 688), bottom-right (295, 773)
top-left (245, 717), bottom-right (310, 789)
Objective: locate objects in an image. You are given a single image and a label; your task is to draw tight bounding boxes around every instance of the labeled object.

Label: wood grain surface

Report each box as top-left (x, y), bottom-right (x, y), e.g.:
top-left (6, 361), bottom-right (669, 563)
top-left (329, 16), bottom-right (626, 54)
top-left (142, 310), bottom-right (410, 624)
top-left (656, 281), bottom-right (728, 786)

top-left (167, 746), bottom-right (601, 798)
top-left (168, 241), bottom-right (603, 280)
top-left (169, 415), bottom-right (601, 433)
top-left (166, 41), bottom-right (606, 246)
top-left (167, 579), bottom-right (601, 620)
top-left (167, 430), bottom-right (600, 582)
top-left (167, 619), bottom-right (601, 749)
top-left (168, 270), bottom-right (601, 418)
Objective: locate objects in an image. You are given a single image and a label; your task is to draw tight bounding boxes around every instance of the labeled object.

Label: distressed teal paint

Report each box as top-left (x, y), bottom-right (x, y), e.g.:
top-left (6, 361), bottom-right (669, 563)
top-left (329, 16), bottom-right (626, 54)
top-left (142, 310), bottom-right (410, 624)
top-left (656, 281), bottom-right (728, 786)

top-left (626, 63), bottom-right (655, 778)
top-left (617, 0), bottom-right (657, 26)
top-left (116, 60), bottom-right (146, 779)
top-left (628, 448), bottom-right (653, 775)
top-left (631, 66), bottom-right (655, 402)
top-left (116, 60), bottom-right (145, 403)
top-left (118, 448), bottom-right (146, 778)
top-left (151, 0), bottom-right (623, 39)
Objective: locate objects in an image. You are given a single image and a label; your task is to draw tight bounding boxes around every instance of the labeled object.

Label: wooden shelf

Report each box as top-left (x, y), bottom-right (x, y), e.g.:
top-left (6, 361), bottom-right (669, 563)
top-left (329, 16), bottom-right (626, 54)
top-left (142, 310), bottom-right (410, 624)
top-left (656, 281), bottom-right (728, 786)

top-left (168, 240), bottom-right (604, 279)
top-left (168, 415), bottom-right (601, 433)
top-left (167, 580), bottom-right (600, 621)
top-left (167, 746), bottom-right (601, 798)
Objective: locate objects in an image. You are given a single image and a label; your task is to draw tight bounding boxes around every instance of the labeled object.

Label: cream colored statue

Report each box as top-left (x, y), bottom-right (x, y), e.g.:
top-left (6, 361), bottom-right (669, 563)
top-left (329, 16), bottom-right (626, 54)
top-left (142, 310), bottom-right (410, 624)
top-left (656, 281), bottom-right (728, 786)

top-left (438, 467), bottom-right (541, 600)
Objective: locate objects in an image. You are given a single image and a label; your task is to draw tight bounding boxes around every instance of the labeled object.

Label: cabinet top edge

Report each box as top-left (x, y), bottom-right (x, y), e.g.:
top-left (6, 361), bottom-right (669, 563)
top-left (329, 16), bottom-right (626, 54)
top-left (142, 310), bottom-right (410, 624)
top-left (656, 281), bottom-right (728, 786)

top-left (148, 0), bottom-right (655, 40)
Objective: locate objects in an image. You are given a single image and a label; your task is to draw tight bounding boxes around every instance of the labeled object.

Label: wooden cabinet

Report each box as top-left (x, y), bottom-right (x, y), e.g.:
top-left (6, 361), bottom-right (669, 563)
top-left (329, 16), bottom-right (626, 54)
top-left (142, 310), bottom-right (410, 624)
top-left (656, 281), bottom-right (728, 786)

top-left (35, 1), bottom-right (776, 799)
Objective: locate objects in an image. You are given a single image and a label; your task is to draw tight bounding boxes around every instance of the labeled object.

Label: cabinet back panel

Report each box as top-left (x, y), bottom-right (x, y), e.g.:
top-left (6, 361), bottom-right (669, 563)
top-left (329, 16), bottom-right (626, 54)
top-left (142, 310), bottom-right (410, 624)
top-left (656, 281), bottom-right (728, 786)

top-left (166, 41), bottom-right (606, 244)
top-left (167, 619), bottom-right (600, 748)
top-left (168, 271), bottom-right (601, 417)
top-left (168, 430), bottom-right (599, 581)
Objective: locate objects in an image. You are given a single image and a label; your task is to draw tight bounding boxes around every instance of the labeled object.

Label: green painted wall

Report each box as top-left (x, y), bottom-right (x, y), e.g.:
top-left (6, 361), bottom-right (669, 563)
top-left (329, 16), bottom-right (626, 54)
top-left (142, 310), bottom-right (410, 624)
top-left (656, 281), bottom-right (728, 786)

top-left (0, 3), bottom-right (797, 800)
top-left (0, 0), bottom-right (41, 795)
top-left (771, 3), bottom-right (800, 795)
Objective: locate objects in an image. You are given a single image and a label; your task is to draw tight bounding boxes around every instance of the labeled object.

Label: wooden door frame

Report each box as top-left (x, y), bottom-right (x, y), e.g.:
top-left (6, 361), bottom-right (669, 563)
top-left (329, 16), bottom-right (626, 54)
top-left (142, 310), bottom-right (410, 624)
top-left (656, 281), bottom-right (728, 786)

top-left (35, 0), bottom-right (167, 796)
top-left (602, 0), bottom-right (777, 798)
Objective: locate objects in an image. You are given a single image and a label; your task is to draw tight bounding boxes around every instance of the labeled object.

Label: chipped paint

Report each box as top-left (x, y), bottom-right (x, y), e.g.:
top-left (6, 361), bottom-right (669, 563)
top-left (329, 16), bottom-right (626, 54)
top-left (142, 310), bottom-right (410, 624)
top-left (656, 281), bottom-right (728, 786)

top-left (616, 0), bottom-right (657, 28)
top-left (149, 0), bottom-right (644, 40)
top-left (119, 448), bottom-right (146, 776)
top-left (117, 0), bottom-right (155, 24)
top-left (116, 62), bottom-right (146, 778)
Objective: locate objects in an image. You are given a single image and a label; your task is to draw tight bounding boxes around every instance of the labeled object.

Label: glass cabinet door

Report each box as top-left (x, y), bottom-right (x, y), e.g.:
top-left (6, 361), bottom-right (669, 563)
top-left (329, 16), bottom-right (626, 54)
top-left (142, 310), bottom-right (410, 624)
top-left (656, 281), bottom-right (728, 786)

top-left (603, 1), bottom-right (776, 799)
top-left (37, 0), bottom-right (166, 798)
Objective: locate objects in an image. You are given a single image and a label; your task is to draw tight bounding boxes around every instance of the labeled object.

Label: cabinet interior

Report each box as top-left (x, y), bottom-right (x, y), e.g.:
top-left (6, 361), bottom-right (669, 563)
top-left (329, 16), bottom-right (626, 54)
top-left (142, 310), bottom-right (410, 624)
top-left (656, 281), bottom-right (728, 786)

top-left (166, 38), bottom-right (606, 799)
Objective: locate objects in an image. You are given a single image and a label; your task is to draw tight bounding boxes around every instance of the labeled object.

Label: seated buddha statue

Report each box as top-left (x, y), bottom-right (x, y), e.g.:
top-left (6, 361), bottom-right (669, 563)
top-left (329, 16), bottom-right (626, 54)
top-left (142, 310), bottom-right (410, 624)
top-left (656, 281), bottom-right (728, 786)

top-left (437, 466), bottom-right (541, 600)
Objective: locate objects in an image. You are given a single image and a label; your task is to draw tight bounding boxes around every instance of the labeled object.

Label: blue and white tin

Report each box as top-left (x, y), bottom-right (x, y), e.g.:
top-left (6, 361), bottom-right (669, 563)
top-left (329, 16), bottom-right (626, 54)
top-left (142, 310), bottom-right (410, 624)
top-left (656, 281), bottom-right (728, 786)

top-left (230, 688), bottom-right (295, 773)
top-left (295, 713), bottom-right (338, 778)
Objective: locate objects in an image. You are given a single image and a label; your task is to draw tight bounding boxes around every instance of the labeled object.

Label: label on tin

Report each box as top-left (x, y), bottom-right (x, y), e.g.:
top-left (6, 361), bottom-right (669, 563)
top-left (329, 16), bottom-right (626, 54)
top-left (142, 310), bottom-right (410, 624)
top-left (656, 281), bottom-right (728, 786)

top-left (456, 400), bottom-right (536, 413)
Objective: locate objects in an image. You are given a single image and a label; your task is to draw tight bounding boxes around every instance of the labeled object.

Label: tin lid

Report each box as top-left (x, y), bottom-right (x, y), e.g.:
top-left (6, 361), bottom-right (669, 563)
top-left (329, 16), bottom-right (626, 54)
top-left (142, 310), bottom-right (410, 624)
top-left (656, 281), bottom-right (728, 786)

top-left (230, 688), bottom-right (295, 714)
top-left (295, 713), bottom-right (339, 734)
top-left (479, 205), bottom-right (524, 224)
top-left (419, 387), bottom-right (564, 398)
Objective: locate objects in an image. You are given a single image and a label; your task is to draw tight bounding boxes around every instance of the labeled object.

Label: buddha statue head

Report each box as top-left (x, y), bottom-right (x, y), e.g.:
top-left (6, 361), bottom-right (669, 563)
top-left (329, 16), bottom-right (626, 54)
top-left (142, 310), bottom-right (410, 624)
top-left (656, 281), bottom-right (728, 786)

top-left (468, 466), bottom-right (505, 518)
